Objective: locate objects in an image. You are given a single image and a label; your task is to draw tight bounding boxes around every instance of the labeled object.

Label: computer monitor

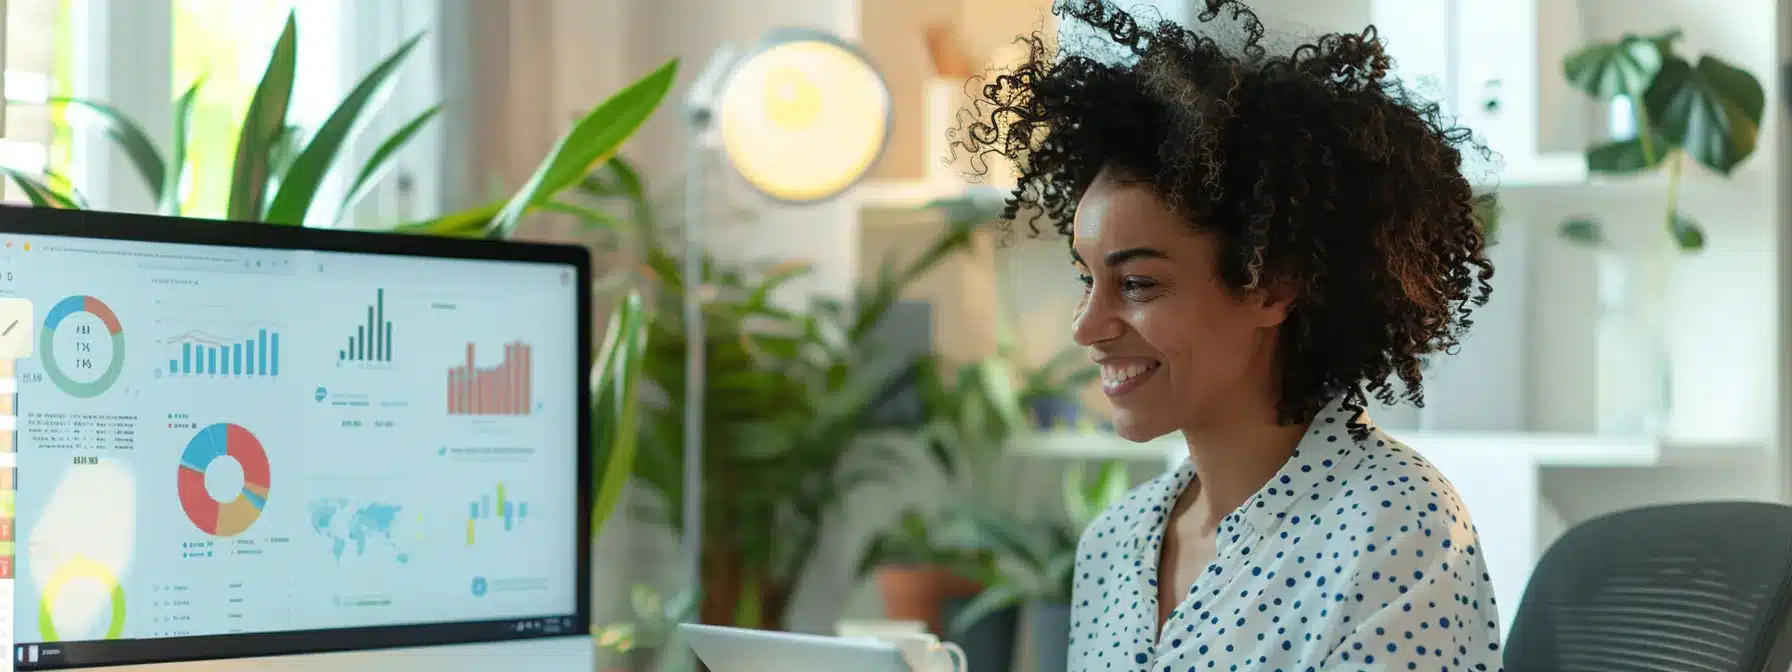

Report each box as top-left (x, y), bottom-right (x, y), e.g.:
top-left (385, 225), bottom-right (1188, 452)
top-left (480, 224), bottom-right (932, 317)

top-left (0, 207), bottom-right (593, 671)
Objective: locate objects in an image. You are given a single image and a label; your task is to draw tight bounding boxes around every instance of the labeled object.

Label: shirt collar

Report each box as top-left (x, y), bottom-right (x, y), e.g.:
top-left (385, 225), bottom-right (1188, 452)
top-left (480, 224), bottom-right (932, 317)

top-left (1131, 396), bottom-right (1367, 550)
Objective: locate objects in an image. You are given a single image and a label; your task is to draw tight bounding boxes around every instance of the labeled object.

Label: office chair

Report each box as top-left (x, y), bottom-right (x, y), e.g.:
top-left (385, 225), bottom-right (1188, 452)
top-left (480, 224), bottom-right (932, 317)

top-left (1503, 501), bottom-right (1792, 672)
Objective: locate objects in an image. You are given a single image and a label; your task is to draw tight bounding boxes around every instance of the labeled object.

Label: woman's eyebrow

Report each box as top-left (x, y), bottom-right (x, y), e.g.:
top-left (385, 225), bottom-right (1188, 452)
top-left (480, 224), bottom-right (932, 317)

top-left (1071, 247), bottom-right (1170, 266)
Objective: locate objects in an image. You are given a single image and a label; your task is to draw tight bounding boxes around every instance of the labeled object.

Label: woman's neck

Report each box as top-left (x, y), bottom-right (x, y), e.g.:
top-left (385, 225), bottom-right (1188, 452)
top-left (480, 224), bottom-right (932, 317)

top-left (1178, 400), bottom-right (1308, 533)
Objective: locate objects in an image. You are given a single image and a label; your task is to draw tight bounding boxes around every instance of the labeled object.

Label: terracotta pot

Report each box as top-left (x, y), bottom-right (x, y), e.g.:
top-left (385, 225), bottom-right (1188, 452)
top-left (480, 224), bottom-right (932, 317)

top-left (874, 564), bottom-right (983, 635)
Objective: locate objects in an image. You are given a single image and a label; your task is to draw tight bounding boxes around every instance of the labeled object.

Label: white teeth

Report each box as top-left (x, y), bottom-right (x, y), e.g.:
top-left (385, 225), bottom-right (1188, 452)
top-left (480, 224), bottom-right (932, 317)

top-left (1101, 363), bottom-right (1157, 385)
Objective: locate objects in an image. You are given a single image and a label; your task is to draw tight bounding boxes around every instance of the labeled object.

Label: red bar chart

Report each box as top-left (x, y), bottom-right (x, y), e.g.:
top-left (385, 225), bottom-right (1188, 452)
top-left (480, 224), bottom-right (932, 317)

top-left (446, 342), bottom-right (532, 416)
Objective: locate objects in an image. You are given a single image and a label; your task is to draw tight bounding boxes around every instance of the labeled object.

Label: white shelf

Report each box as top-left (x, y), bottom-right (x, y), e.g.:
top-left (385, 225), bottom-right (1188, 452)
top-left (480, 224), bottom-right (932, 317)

top-left (1001, 429), bottom-right (1768, 471)
top-left (1499, 153), bottom-right (1588, 188)
top-left (1006, 431), bottom-right (1182, 462)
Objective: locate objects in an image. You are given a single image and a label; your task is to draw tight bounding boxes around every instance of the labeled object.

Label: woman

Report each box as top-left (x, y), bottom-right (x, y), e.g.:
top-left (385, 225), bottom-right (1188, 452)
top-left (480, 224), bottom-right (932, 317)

top-left (956, 1), bottom-right (1504, 669)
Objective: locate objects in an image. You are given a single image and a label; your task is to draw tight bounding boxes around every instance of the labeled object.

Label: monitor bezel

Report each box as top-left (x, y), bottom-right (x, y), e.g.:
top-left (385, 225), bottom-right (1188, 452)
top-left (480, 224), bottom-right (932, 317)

top-left (0, 205), bottom-right (594, 669)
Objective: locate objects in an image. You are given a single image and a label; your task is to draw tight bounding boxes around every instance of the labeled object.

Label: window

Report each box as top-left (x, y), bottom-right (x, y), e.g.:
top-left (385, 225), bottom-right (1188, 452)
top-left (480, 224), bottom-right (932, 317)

top-left (2, 0), bottom-right (440, 225)
top-left (2, 0), bottom-right (75, 204)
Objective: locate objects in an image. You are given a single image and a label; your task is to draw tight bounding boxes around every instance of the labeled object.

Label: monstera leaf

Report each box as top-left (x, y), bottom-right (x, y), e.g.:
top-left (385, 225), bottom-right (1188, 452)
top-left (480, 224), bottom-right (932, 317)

top-left (1563, 30), bottom-right (1677, 100)
top-left (1642, 54), bottom-right (1766, 175)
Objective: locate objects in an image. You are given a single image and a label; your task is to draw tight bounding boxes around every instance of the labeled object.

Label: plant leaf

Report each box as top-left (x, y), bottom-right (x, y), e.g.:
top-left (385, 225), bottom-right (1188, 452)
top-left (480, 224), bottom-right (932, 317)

top-left (489, 59), bottom-right (678, 237)
top-left (334, 105), bottom-right (442, 225)
top-left (266, 34), bottom-right (424, 226)
top-left (591, 291), bottom-right (650, 541)
top-left (164, 78), bottom-right (206, 215)
top-left (948, 582), bottom-right (1026, 637)
top-left (46, 97), bottom-right (168, 201)
top-left (1584, 133), bottom-right (1672, 175)
top-left (1669, 211), bottom-right (1706, 251)
top-left (1563, 34), bottom-right (1666, 100)
top-left (226, 12), bottom-right (299, 222)
top-left (0, 168), bottom-right (82, 209)
top-left (1642, 54), bottom-right (1766, 175)
top-left (1558, 218), bottom-right (1606, 247)
top-left (396, 200), bottom-right (502, 238)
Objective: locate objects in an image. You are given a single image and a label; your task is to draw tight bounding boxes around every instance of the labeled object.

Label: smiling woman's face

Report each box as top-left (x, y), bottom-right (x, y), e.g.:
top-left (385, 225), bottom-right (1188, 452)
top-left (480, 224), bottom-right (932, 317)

top-left (1070, 168), bottom-right (1293, 441)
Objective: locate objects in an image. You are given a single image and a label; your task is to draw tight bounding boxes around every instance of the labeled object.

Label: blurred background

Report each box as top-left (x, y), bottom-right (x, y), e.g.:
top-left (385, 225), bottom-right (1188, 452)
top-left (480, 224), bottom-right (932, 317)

top-left (2, 0), bottom-right (1789, 670)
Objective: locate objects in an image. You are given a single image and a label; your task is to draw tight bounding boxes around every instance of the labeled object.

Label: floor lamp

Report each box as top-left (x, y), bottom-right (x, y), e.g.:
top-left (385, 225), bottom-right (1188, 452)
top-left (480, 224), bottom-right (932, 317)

top-left (679, 27), bottom-right (891, 617)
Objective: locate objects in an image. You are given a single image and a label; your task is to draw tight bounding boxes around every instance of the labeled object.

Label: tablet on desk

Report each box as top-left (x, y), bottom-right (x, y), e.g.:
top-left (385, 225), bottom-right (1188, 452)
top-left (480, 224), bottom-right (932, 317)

top-left (678, 623), bottom-right (914, 672)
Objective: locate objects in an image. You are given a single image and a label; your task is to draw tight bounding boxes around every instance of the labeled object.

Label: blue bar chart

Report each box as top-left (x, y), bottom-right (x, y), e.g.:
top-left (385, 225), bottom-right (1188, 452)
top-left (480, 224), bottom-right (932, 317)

top-left (165, 328), bottom-right (281, 378)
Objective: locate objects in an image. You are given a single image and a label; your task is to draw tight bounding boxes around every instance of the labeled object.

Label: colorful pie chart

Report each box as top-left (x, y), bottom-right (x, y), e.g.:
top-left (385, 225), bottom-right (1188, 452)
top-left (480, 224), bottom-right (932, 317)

top-left (177, 423), bottom-right (270, 537)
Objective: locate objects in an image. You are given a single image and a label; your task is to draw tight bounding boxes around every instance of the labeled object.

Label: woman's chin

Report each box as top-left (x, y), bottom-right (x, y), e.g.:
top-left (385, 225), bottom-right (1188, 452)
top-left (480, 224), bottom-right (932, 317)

top-left (1110, 414), bottom-right (1174, 443)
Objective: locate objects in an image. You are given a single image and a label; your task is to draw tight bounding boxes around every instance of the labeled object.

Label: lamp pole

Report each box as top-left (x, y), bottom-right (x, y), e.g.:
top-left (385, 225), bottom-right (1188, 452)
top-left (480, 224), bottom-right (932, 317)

top-left (679, 43), bottom-right (739, 623)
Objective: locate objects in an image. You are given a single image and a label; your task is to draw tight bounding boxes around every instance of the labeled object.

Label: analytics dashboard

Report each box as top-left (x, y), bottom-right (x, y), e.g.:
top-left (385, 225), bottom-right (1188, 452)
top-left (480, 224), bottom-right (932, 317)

top-left (0, 230), bottom-right (582, 668)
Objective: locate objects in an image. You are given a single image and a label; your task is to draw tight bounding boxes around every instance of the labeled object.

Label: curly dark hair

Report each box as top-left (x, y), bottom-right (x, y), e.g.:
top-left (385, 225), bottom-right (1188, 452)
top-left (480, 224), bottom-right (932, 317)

top-left (953, 0), bottom-right (1495, 435)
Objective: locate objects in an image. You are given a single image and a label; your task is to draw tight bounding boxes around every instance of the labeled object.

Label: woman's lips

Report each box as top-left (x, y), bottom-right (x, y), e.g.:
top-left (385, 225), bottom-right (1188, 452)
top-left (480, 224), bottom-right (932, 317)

top-left (1099, 359), bottom-right (1161, 398)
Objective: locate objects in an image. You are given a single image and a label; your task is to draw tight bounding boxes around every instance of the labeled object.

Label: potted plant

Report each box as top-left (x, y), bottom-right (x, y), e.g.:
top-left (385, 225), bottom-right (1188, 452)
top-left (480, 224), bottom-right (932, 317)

top-left (1555, 29), bottom-right (1765, 435)
top-left (951, 461), bottom-right (1132, 672)
top-left (613, 211), bottom-right (979, 631)
top-left (856, 507), bottom-right (987, 636)
top-left (595, 585), bottom-right (699, 672)
top-left (1014, 347), bottom-right (1100, 433)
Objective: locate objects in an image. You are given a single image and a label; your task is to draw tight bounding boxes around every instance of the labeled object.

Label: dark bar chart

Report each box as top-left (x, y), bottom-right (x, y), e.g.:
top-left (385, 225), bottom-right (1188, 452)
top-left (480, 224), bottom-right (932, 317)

top-left (339, 289), bottom-right (393, 363)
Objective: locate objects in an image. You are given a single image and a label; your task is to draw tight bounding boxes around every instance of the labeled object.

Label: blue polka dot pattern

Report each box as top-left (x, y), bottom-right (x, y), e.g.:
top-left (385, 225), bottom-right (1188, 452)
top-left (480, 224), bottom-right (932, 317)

top-left (1067, 399), bottom-right (1504, 671)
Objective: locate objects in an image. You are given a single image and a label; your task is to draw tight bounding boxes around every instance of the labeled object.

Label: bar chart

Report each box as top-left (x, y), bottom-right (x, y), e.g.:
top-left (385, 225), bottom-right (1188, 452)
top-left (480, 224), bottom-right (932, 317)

top-left (338, 289), bottom-right (393, 364)
top-left (464, 483), bottom-right (527, 546)
top-left (446, 342), bottom-right (531, 416)
top-left (165, 328), bottom-right (281, 378)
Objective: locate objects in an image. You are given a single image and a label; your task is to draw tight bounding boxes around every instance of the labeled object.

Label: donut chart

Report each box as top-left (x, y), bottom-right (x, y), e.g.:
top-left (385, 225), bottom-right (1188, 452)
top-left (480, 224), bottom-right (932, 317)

top-left (40, 295), bottom-right (127, 398)
top-left (38, 554), bottom-right (127, 641)
top-left (178, 423), bottom-right (271, 537)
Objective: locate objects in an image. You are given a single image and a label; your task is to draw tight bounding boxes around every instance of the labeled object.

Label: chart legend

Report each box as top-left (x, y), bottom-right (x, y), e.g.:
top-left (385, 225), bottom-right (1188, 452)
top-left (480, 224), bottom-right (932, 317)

top-left (339, 289), bottom-right (393, 364)
top-left (447, 342), bottom-right (531, 416)
top-left (465, 484), bottom-right (527, 545)
top-left (165, 328), bottom-right (280, 378)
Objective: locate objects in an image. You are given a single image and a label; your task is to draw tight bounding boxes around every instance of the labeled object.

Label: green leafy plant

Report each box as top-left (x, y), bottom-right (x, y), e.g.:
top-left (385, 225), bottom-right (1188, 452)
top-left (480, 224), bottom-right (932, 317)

top-left (5, 10), bottom-right (675, 246)
top-left (1558, 29), bottom-right (1767, 252)
top-left (1014, 346), bottom-right (1099, 409)
top-left (601, 189), bottom-right (979, 629)
top-left (949, 460), bottom-right (1131, 635)
top-left (855, 507), bottom-right (990, 576)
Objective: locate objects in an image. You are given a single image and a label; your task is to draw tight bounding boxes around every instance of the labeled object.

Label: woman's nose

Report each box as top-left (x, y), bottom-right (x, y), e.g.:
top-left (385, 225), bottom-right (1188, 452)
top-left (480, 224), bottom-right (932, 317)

top-left (1071, 292), bottom-right (1123, 346)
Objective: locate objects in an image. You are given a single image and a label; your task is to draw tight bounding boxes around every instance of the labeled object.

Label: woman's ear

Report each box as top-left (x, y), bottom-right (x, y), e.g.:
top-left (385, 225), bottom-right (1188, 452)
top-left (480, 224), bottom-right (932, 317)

top-left (1251, 282), bottom-right (1297, 328)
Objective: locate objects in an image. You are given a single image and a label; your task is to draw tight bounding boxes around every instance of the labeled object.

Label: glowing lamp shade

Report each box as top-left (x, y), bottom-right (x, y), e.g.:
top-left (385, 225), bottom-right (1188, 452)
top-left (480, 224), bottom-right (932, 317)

top-left (717, 31), bottom-right (890, 202)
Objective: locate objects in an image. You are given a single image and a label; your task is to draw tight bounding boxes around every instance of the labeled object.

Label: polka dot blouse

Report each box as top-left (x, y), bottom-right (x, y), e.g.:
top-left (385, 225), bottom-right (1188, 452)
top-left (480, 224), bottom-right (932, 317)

top-left (1068, 398), bottom-right (1504, 671)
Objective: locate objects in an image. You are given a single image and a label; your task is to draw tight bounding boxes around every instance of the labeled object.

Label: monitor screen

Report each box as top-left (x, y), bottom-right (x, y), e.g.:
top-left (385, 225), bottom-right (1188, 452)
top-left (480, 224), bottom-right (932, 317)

top-left (0, 214), bottom-right (588, 669)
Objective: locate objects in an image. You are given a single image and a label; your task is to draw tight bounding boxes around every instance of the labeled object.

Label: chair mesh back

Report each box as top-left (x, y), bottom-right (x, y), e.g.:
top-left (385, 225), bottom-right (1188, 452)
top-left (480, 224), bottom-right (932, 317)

top-left (1504, 502), bottom-right (1792, 672)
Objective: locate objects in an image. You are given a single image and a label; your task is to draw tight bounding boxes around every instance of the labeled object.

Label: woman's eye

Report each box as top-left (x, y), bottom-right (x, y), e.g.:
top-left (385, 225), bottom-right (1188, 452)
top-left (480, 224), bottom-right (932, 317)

top-left (1121, 277), bottom-right (1157, 294)
top-left (1076, 274), bottom-right (1094, 288)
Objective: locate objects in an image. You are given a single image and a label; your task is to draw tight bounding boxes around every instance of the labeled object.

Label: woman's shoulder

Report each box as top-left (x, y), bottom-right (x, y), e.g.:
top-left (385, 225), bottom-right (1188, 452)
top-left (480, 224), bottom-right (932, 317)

top-left (1076, 468), bottom-right (1183, 553)
top-left (1319, 425), bottom-right (1486, 553)
top-left (1336, 427), bottom-right (1473, 511)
